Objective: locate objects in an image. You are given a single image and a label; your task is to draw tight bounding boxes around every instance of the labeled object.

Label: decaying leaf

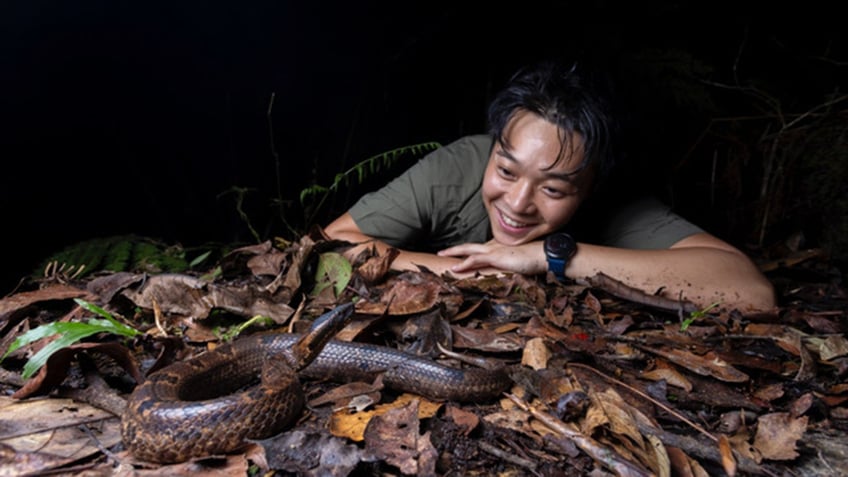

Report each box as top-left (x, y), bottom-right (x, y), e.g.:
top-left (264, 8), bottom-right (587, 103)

top-left (521, 337), bottom-right (550, 370)
top-left (328, 393), bottom-right (442, 442)
top-left (260, 429), bottom-right (361, 476)
top-left (641, 366), bottom-right (694, 392)
top-left (362, 398), bottom-right (438, 477)
top-left (753, 412), bottom-right (808, 461)
top-left (638, 346), bottom-right (750, 383)
top-left (311, 251), bottom-right (352, 298)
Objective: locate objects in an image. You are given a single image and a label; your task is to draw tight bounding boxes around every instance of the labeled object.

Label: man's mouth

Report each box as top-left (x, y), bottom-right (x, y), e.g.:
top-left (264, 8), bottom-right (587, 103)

top-left (496, 208), bottom-right (533, 234)
top-left (501, 212), bottom-right (526, 228)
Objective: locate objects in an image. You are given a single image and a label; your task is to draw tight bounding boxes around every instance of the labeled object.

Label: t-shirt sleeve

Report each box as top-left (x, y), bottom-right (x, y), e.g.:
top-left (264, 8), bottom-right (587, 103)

top-left (347, 157), bottom-right (433, 247)
top-left (598, 197), bottom-right (705, 249)
top-left (347, 135), bottom-right (492, 250)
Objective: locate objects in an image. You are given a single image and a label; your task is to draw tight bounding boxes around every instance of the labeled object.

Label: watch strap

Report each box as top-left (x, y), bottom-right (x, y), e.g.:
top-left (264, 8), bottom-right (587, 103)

top-left (547, 256), bottom-right (567, 281)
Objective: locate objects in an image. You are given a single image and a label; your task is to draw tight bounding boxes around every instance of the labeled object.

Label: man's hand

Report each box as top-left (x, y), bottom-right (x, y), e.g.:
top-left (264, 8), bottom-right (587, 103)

top-left (437, 240), bottom-right (547, 275)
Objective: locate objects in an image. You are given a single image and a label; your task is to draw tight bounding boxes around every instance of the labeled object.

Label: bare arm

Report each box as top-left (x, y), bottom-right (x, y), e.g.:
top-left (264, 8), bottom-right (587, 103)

top-left (325, 213), bottom-right (777, 313)
top-left (441, 232), bottom-right (777, 313)
top-left (323, 212), bottom-right (491, 275)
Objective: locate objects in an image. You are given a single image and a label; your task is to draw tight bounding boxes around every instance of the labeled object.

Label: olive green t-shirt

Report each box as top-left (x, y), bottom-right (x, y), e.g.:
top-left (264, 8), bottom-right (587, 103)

top-left (349, 135), bottom-right (703, 251)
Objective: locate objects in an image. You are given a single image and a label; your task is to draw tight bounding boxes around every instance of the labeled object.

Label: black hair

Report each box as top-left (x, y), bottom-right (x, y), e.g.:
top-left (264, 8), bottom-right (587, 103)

top-left (487, 60), bottom-right (619, 183)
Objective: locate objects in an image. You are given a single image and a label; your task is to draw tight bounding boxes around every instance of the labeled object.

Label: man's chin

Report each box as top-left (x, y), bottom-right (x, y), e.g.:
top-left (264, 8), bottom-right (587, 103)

top-left (492, 229), bottom-right (542, 246)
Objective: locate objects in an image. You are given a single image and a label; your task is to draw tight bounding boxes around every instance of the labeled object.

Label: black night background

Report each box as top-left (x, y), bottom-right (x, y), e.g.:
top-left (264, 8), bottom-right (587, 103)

top-left (2, 1), bottom-right (845, 294)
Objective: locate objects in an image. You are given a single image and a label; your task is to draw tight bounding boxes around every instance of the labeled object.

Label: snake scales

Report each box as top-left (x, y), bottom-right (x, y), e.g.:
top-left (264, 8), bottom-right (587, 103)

top-left (121, 303), bottom-right (511, 463)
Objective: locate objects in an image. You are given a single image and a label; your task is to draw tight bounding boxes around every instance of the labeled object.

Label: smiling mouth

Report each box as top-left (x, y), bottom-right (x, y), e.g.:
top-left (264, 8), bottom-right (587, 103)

top-left (498, 208), bottom-right (531, 229)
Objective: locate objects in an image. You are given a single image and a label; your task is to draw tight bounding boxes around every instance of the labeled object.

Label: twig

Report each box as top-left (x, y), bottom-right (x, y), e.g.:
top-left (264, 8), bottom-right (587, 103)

top-left (567, 362), bottom-right (717, 442)
top-left (79, 423), bottom-right (124, 466)
top-left (152, 297), bottom-right (168, 337)
top-left (584, 272), bottom-right (698, 314)
top-left (477, 441), bottom-right (539, 475)
top-left (435, 342), bottom-right (504, 370)
top-left (504, 393), bottom-right (653, 477)
top-left (630, 418), bottom-right (768, 475)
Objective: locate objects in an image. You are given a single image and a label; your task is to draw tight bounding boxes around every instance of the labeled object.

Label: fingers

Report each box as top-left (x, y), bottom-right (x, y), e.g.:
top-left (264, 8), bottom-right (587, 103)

top-left (437, 243), bottom-right (491, 258)
top-left (451, 255), bottom-right (497, 273)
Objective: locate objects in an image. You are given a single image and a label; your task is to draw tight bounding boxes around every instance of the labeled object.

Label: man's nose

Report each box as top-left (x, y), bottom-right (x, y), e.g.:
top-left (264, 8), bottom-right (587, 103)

top-left (505, 181), bottom-right (535, 213)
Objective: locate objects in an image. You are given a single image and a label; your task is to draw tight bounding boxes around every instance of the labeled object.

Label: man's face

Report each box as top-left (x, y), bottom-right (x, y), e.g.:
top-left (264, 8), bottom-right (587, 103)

top-left (482, 109), bottom-right (593, 246)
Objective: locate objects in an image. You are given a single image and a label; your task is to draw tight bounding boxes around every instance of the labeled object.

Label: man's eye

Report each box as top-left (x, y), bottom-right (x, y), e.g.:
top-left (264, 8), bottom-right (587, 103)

top-left (543, 186), bottom-right (567, 198)
top-left (498, 167), bottom-right (515, 178)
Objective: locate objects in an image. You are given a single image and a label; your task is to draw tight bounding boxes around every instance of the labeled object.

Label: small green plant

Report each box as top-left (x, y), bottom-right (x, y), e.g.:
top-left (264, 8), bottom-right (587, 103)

top-left (264, 92), bottom-right (441, 238)
top-left (680, 301), bottom-right (720, 332)
top-left (214, 314), bottom-right (275, 342)
top-left (217, 186), bottom-right (263, 244)
top-left (310, 251), bottom-right (353, 298)
top-left (297, 142), bottom-right (441, 229)
top-left (36, 234), bottom-right (198, 281)
top-left (1, 299), bottom-right (141, 379)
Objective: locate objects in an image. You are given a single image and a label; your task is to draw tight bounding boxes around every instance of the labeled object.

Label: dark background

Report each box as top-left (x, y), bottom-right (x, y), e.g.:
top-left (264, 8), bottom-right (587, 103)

top-left (2, 1), bottom-right (845, 294)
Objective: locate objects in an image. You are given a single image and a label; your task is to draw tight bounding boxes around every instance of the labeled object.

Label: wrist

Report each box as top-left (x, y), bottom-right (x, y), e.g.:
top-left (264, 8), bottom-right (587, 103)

top-left (544, 232), bottom-right (577, 281)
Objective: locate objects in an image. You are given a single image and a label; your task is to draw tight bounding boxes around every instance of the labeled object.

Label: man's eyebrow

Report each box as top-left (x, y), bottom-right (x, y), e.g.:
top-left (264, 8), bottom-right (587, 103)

top-left (496, 148), bottom-right (583, 182)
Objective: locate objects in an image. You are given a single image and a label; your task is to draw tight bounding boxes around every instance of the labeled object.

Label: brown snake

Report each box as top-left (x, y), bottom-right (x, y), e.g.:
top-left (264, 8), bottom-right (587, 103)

top-left (121, 303), bottom-right (511, 463)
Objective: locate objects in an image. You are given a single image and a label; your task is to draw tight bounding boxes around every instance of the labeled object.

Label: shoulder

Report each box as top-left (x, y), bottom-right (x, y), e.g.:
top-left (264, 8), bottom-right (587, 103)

top-left (594, 196), bottom-right (705, 249)
top-left (413, 134), bottom-right (492, 176)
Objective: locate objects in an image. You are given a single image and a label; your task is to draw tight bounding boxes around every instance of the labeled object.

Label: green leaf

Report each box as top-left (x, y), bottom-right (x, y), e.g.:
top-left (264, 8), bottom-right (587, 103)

top-left (311, 252), bottom-right (352, 298)
top-left (216, 315), bottom-right (275, 342)
top-left (189, 250), bottom-right (213, 268)
top-left (2, 322), bottom-right (65, 360)
top-left (2, 300), bottom-right (140, 379)
top-left (20, 322), bottom-right (114, 378)
top-left (73, 298), bottom-right (140, 337)
top-left (680, 301), bottom-right (721, 331)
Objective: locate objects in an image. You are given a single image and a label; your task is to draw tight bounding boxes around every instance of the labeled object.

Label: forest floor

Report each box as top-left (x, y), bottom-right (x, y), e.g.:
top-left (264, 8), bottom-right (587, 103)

top-left (0, 235), bottom-right (846, 477)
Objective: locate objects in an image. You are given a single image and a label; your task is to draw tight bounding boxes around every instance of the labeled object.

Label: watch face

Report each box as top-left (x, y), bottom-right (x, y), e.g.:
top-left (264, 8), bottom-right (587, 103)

top-left (545, 233), bottom-right (576, 259)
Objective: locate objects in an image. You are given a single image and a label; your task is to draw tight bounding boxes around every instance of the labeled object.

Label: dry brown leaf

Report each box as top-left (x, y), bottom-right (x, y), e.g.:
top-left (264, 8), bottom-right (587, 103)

top-left (0, 283), bottom-right (95, 326)
top-left (0, 396), bottom-right (121, 476)
top-left (355, 272), bottom-right (445, 315)
top-left (718, 434), bottom-right (737, 477)
top-left (583, 290), bottom-right (603, 314)
top-left (543, 304), bottom-right (574, 329)
top-left (12, 341), bottom-right (141, 399)
top-left (307, 376), bottom-right (384, 409)
top-left (593, 388), bottom-right (645, 449)
top-left (328, 393), bottom-right (441, 442)
top-left (646, 434), bottom-right (671, 477)
top-left (362, 398), bottom-right (438, 477)
top-left (641, 367), bottom-right (694, 392)
top-left (444, 404), bottom-right (480, 436)
top-left (120, 273), bottom-right (294, 322)
top-left (666, 446), bottom-right (697, 477)
top-left (641, 347), bottom-right (750, 383)
top-left (752, 412), bottom-right (808, 460)
top-left (789, 392), bottom-right (815, 418)
top-left (521, 337), bottom-right (550, 370)
top-left (812, 334), bottom-right (848, 361)
top-left (259, 429), bottom-right (361, 476)
top-left (245, 247), bottom-right (287, 277)
top-left (483, 408), bottom-right (543, 446)
top-left (451, 324), bottom-right (524, 352)
top-left (356, 247), bottom-right (400, 284)
top-left (752, 383), bottom-right (785, 402)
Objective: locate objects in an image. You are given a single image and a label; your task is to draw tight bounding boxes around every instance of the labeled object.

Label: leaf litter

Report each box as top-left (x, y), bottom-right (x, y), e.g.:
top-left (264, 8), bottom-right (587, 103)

top-left (0, 233), bottom-right (846, 476)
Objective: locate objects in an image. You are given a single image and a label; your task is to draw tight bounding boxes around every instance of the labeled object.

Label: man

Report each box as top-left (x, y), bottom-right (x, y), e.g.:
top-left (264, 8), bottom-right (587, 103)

top-left (324, 61), bottom-right (776, 312)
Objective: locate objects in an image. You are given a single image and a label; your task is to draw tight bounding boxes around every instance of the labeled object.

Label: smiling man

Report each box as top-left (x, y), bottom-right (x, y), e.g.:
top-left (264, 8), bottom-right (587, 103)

top-left (324, 61), bottom-right (776, 312)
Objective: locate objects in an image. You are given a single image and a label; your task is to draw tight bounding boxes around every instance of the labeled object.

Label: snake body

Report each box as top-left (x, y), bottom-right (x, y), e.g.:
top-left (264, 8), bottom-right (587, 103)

top-left (121, 304), bottom-right (511, 463)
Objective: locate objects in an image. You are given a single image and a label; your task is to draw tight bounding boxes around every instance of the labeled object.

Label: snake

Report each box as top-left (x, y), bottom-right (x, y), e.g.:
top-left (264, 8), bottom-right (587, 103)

top-left (120, 303), bottom-right (511, 463)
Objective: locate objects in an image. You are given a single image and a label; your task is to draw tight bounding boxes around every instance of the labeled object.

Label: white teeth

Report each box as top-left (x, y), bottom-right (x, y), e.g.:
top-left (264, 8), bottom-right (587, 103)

top-left (501, 213), bottom-right (525, 228)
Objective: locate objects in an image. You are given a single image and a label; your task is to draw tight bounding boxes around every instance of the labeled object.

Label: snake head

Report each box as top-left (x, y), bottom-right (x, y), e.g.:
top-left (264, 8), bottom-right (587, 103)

top-left (288, 302), bottom-right (356, 370)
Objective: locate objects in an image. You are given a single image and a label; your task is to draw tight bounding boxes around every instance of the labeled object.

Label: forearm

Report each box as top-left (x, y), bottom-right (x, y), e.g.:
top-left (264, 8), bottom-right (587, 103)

top-left (566, 243), bottom-right (776, 312)
top-left (325, 228), bottom-right (487, 277)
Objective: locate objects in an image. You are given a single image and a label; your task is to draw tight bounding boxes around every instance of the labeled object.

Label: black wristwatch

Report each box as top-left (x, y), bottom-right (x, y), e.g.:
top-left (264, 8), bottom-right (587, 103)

top-left (544, 232), bottom-right (577, 282)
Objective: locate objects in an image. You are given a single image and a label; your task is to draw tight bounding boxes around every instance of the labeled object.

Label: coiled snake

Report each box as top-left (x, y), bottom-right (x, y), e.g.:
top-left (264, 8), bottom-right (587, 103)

top-left (121, 303), bottom-right (511, 463)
